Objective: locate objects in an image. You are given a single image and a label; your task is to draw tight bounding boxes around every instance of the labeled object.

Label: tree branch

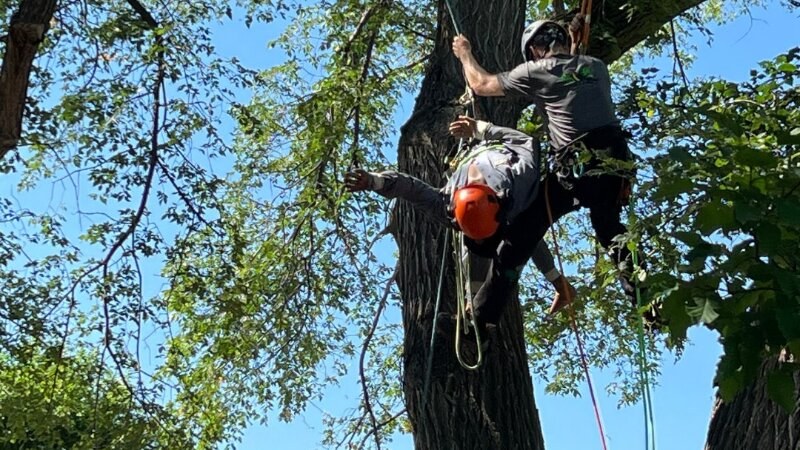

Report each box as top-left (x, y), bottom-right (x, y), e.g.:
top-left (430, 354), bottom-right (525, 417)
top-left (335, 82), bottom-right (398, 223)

top-left (359, 266), bottom-right (397, 450)
top-left (125, 0), bottom-right (159, 28)
top-left (0, 0), bottom-right (58, 158)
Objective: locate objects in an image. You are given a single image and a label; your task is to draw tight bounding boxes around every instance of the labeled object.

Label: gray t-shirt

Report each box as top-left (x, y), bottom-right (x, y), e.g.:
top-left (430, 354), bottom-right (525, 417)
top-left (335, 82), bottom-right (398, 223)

top-left (498, 54), bottom-right (619, 149)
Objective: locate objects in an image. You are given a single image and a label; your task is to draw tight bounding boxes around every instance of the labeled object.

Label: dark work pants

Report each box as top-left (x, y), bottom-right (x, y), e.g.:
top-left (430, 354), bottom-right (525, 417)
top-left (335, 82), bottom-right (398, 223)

top-left (471, 126), bottom-right (638, 327)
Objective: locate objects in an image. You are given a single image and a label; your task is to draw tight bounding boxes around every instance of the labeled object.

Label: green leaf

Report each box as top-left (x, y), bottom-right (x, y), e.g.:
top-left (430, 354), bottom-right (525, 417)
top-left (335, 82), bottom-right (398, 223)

top-left (776, 303), bottom-right (800, 342)
top-left (661, 289), bottom-right (693, 341)
top-left (688, 297), bottom-right (720, 325)
top-left (703, 109), bottom-right (745, 136)
top-left (777, 62), bottom-right (797, 73)
top-left (717, 369), bottom-right (745, 402)
top-left (755, 222), bottom-right (782, 255)
top-left (673, 231), bottom-right (703, 246)
top-left (776, 200), bottom-right (800, 226)
top-left (734, 201), bottom-right (762, 225)
top-left (696, 201), bottom-right (736, 235)
top-left (777, 130), bottom-right (800, 146)
top-left (733, 147), bottom-right (778, 168)
top-left (766, 368), bottom-right (797, 413)
top-left (654, 178), bottom-right (694, 199)
top-left (667, 146), bottom-right (692, 163)
top-left (788, 340), bottom-right (800, 361)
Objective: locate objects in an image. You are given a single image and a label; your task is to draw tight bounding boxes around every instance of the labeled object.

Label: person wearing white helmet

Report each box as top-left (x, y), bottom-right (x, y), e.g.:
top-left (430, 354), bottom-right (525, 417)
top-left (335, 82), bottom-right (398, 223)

top-left (451, 15), bottom-right (658, 326)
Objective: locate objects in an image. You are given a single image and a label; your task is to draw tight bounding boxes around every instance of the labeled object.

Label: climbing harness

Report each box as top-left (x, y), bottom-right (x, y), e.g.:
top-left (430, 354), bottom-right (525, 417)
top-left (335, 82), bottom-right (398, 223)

top-left (549, 140), bottom-right (589, 190)
top-left (447, 143), bottom-right (503, 172)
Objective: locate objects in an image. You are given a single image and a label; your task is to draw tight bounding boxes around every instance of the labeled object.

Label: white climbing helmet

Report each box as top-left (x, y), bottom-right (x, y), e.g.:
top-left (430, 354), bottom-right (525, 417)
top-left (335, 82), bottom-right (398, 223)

top-left (520, 20), bottom-right (568, 61)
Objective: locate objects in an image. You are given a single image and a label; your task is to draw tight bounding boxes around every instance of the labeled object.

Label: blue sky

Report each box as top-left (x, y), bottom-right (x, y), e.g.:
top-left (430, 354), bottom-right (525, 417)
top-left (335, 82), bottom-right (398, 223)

top-left (218, 2), bottom-right (798, 449)
top-left (4, 1), bottom-right (793, 449)
top-left (7, 1), bottom-right (789, 449)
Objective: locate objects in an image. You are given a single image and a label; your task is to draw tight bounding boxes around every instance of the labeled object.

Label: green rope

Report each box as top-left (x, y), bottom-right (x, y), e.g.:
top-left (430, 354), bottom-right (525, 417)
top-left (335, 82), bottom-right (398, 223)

top-left (422, 228), bottom-right (451, 402)
top-left (629, 187), bottom-right (657, 450)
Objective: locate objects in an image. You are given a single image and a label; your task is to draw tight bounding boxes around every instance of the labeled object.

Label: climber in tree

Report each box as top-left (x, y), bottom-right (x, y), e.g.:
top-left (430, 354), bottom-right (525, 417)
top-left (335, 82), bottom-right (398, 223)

top-left (345, 115), bottom-right (575, 319)
top-left (451, 15), bottom-right (657, 328)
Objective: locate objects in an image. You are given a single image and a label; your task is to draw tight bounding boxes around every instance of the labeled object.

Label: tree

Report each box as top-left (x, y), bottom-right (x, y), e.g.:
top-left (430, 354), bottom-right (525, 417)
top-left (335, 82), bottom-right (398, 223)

top-left (0, 347), bottom-right (192, 449)
top-left (625, 44), bottom-right (800, 449)
top-left (0, 0), bottom-right (57, 157)
top-left (1, 0), bottom-right (798, 448)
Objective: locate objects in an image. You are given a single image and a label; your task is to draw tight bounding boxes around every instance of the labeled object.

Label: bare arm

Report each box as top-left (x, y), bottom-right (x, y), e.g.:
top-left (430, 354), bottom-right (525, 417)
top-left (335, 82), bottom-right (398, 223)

top-left (452, 35), bottom-right (505, 97)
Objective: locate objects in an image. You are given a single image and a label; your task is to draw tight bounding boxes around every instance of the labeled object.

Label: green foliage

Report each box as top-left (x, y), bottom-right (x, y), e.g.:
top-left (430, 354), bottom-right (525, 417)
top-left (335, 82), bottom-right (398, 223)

top-left (0, 348), bottom-right (192, 449)
top-left (2, 0), bottom-right (799, 448)
top-left (631, 47), bottom-right (800, 411)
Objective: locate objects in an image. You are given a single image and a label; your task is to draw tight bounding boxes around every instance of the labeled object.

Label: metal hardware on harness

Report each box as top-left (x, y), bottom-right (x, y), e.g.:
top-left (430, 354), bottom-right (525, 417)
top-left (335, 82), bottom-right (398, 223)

top-left (549, 140), bottom-right (589, 190)
top-left (458, 88), bottom-right (475, 106)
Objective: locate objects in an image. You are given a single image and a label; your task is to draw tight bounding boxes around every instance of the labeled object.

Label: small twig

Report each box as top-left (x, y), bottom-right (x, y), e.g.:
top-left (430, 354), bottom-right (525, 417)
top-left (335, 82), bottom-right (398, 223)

top-left (156, 159), bottom-right (223, 236)
top-left (339, 1), bottom-right (389, 57)
top-left (375, 54), bottom-right (430, 83)
top-left (669, 20), bottom-right (694, 101)
top-left (358, 266), bottom-right (398, 450)
top-left (356, 408), bottom-right (408, 450)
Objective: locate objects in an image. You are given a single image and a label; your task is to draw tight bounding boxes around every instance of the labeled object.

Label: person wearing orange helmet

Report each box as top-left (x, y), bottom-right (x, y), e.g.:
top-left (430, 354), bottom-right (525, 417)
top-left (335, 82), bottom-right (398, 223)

top-left (345, 115), bottom-right (575, 323)
top-left (450, 16), bottom-right (658, 326)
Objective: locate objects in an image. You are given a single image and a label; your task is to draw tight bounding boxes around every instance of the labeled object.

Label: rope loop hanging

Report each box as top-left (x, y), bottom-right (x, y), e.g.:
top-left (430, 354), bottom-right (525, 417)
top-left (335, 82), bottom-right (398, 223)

top-left (453, 231), bottom-right (484, 370)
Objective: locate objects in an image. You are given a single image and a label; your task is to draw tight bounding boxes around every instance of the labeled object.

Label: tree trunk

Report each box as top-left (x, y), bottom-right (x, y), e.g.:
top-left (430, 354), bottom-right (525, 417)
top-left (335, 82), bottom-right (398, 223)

top-left (396, 0), bottom-right (542, 448)
top-left (0, 0), bottom-right (57, 159)
top-left (396, 0), bottom-right (710, 449)
top-left (706, 355), bottom-right (800, 450)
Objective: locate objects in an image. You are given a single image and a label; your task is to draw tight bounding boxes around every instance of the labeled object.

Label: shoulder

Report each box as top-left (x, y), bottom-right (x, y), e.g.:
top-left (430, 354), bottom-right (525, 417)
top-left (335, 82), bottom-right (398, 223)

top-left (581, 55), bottom-right (609, 70)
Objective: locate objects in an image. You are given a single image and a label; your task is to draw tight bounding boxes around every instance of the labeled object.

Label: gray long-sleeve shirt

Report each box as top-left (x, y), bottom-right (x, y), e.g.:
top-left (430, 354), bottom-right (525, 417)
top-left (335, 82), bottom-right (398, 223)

top-left (371, 124), bottom-right (558, 280)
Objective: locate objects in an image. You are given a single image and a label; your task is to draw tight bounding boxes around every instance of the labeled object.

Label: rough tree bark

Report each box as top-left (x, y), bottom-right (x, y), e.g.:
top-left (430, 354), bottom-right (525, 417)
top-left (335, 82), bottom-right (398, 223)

top-left (0, 0), bottom-right (58, 159)
top-left (397, 2), bottom-right (542, 447)
top-left (706, 355), bottom-right (800, 450)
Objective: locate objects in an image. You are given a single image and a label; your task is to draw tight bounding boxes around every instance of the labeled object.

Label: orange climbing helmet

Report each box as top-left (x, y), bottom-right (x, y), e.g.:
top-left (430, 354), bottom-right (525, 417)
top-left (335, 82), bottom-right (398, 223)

top-left (452, 184), bottom-right (501, 240)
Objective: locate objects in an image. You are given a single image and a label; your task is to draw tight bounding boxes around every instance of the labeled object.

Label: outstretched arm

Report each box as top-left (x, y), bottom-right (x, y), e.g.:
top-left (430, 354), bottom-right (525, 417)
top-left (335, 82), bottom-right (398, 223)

top-left (452, 35), bottom-right (505, 97)
top-left (345, 169), bottom-right (452, 227)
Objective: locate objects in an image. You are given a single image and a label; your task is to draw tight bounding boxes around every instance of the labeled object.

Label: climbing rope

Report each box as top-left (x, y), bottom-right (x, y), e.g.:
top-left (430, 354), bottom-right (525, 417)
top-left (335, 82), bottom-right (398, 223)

top-left (423, 228), bottom-right (452, 401)
top-left (628, 186), bottom-right (658, 450)
top-left (569, 4), bottom-right (658, 445)
top-left (579, 0), bottom-right (593, 53)
top-left (440, 0), bottom-right (486, 371)
top-left (544, 178), bottom-right (610, 450)
top-left (443, 0), bottom-right (462, 36)
top-left (453, 231), bottom-right (484, 370)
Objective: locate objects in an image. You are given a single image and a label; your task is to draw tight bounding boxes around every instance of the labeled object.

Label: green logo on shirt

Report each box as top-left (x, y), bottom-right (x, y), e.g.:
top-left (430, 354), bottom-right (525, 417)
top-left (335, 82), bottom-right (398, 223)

top-left (560, 65), bottom-right (596, 85)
